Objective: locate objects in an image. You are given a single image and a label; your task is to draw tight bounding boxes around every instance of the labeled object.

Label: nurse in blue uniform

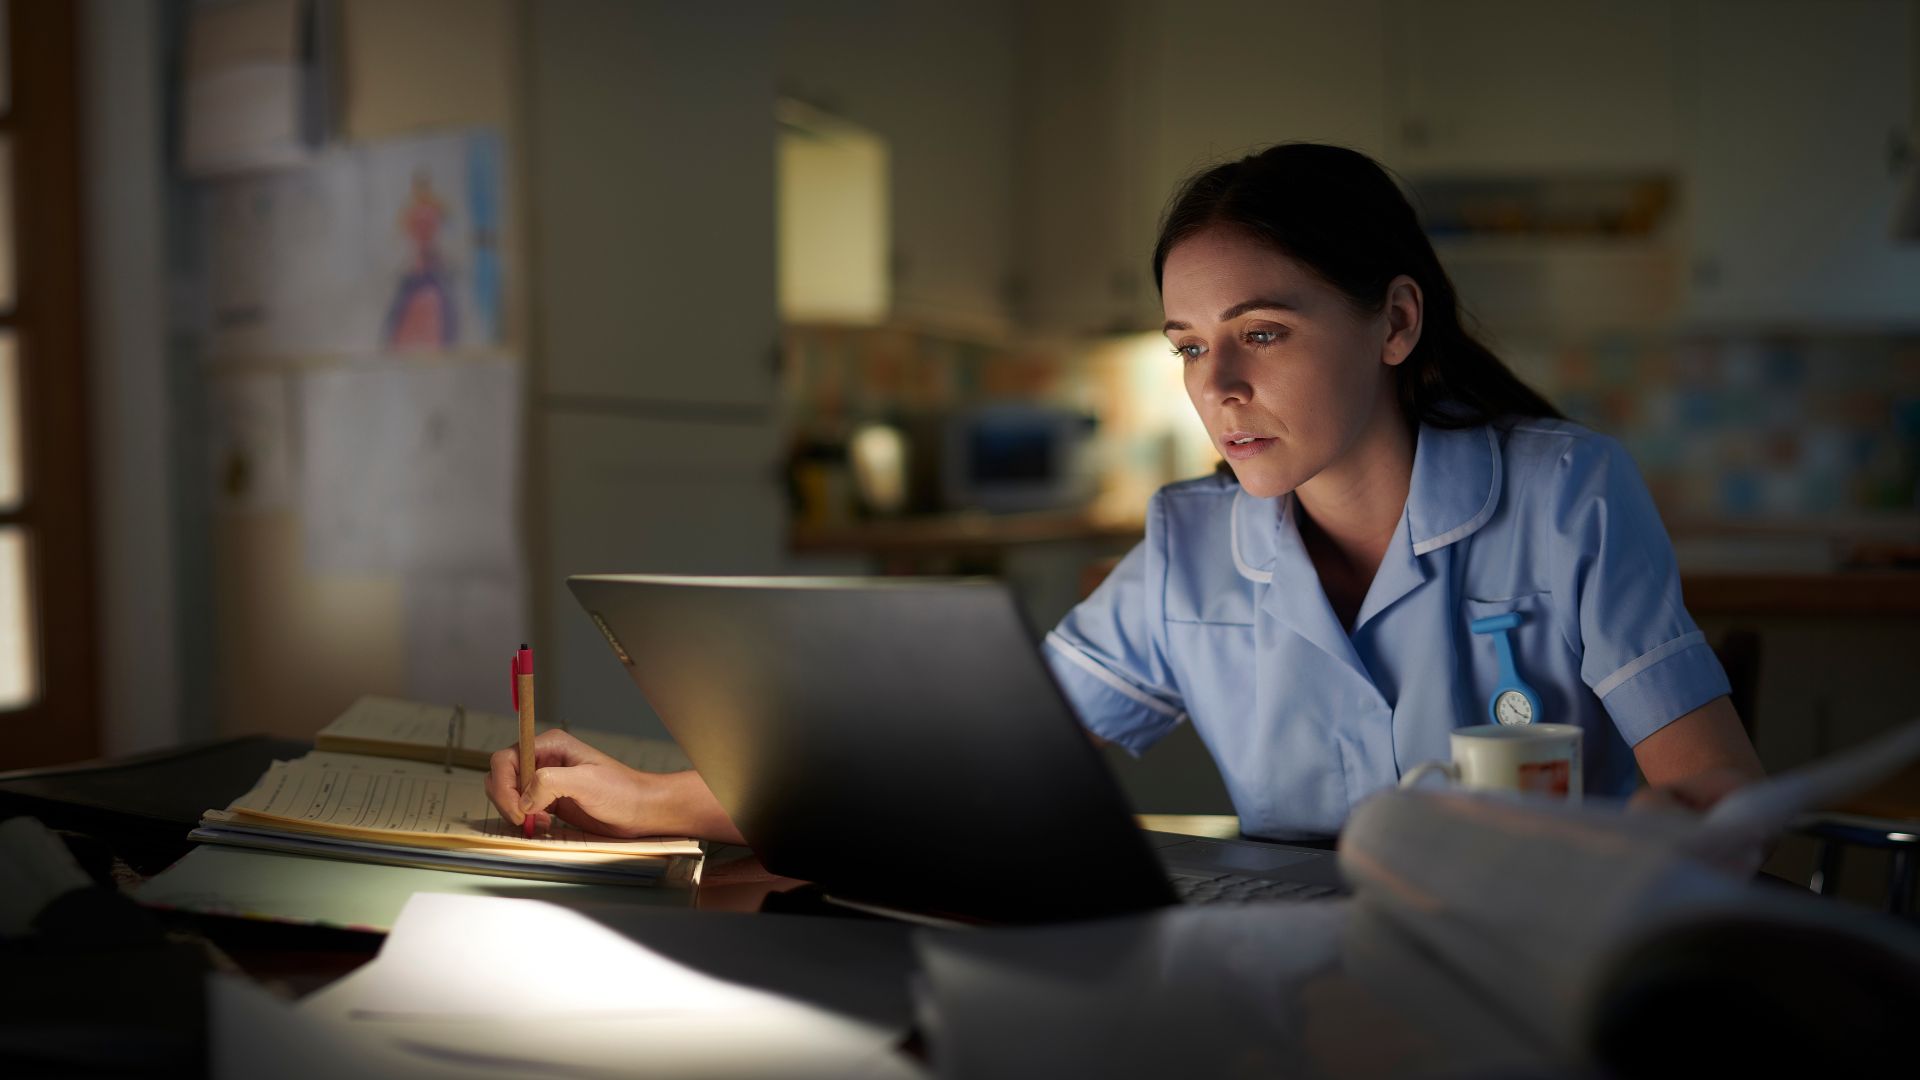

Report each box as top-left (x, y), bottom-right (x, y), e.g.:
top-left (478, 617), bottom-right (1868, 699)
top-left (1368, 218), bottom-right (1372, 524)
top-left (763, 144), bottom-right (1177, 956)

top-left (1044, 143), bottom-right (1763, 841)
top-left (485, 142), bottom-right (1763, 848)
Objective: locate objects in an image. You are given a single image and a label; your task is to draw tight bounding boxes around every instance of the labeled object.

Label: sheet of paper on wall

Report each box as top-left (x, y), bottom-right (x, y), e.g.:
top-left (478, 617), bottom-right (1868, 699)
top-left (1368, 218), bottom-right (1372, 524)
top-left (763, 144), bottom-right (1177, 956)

top-left (201, 156), bottom-right (381, 358)
top-left (393, 360), bottom-right (520, 574)
top-left (181, 0), bottom-right (330, 176)
top-left (199, 129), bottom-right (503, 358)
top-left (298, 364), bottom-right (412, 572)
top-left (362, 130), bottom-right (506, 351)
top-left (299, 360), bottom-right (521, 576)
top-left (208, 372), bottom-right (297, 513)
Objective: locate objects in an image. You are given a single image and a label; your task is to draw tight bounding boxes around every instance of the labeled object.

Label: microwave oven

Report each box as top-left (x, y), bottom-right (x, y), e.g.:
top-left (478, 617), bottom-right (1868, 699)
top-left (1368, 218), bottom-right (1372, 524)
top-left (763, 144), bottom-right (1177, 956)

top-left (941, 404), bottom-right (1099, 513)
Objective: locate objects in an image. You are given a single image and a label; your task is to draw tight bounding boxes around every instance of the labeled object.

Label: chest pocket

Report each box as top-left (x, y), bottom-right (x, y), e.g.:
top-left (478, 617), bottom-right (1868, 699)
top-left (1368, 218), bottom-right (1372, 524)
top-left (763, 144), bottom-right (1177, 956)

top-left (1461, 591), bottom-right (1581, 726)
top-left (1165, 564), bottom-right (1258, 626)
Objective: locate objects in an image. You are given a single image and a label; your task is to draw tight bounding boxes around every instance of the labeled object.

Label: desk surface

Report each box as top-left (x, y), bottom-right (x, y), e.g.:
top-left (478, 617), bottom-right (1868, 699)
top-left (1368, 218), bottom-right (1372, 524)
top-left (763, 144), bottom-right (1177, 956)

top-left (1, 736), bottom-right (834, 993)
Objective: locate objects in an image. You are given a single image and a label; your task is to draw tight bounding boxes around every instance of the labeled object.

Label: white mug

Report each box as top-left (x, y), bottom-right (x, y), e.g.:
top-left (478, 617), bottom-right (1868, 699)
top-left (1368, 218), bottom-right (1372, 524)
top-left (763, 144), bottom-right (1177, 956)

top-left (1399, 723), bottom-right (1584, 800)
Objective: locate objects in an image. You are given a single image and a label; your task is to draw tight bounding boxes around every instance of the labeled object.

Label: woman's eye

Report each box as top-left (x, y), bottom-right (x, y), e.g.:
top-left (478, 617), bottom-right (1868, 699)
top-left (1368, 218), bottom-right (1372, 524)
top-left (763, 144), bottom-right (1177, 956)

top-left (1244, 328), bottom-right (1281, 346)
top-left (1169, 343), bottom-right (1204, 362)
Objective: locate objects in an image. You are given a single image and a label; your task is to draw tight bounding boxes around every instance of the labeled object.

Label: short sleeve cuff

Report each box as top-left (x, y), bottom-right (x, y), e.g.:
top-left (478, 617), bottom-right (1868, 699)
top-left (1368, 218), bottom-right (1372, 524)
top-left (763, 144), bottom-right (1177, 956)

top-left (1596, 632), bottom-right (1732, 746)
top-left (1043, 633), bottom-right (1184, 756)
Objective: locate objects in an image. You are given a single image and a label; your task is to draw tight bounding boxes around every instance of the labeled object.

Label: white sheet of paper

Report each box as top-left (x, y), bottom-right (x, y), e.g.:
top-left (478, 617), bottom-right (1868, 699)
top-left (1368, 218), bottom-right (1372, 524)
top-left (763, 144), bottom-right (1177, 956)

top-left (303, 894), bottom-right (917, 1079)
top-left (209, 973), bottom-right (461, 1080)
top-left (211, 752), bottom-right (697, 856)
top-left (202, 155), bottom-right (379, 358)
top-left (298, 359), bottom-right (521, 576)
top-left (298, 364), bottom-right (411, 573)
top-left (1694, 716), bottom-right (1920, 866)
top-left (392, 361), bottom-right (521, 575)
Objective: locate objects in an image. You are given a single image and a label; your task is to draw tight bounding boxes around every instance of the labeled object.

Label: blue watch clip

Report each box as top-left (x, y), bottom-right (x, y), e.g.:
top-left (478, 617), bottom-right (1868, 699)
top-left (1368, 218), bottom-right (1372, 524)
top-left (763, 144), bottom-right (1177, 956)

top-left (1469, 611), bottom-right (1543, 725)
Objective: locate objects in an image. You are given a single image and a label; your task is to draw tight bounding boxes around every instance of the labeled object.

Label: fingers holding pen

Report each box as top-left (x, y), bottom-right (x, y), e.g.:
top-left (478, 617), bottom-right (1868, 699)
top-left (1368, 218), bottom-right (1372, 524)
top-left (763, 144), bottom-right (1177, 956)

top-left (485, 745), bottom-right (527, 825)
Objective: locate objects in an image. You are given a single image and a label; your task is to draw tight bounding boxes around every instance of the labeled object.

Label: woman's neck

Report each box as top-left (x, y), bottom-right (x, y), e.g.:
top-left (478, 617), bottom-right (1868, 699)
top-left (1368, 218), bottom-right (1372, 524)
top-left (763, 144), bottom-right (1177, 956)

top-left (1292, 395), bottom-right (1416, 577)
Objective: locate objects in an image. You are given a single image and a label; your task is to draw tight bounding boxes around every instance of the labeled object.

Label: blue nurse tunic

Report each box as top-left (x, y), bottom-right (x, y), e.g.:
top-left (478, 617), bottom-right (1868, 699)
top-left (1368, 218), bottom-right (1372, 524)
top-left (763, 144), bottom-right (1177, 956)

top-left (1044, 418), bottom-right (1731, 840)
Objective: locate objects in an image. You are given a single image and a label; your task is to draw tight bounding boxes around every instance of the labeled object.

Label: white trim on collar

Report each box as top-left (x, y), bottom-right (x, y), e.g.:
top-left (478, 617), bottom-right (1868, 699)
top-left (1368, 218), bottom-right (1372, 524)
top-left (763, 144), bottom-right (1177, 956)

top-left (1229, 492), bottom-right (1273, 584)
top-left (1410, 426), bottom-right (1503, 557)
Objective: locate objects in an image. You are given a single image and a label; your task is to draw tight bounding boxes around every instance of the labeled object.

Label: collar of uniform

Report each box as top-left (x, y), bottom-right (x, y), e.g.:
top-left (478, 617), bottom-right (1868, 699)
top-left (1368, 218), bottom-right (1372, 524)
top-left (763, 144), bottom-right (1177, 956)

top-left (1229, 487), bottom-right (1281, 584)
top-left (1227, 422), bottom-right (1500, 583)
top-left (1406, 423), bottom-right (1503, 557)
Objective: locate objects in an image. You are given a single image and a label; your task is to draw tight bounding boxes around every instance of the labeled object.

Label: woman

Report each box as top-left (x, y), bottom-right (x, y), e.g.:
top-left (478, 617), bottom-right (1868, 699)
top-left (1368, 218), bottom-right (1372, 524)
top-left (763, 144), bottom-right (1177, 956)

top-left (488, 143), bottom-right (1761, 844)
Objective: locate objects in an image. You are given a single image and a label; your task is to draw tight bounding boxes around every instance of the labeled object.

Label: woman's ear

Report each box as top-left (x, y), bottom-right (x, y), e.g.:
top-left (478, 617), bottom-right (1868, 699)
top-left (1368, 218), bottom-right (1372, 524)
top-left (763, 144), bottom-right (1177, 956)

top-left (1381, 274), bottom-right (1423, 368)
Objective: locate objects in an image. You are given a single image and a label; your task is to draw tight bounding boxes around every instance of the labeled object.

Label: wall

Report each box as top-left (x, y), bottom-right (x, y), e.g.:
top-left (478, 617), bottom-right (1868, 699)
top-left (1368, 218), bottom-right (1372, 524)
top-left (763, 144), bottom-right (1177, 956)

top-left (195, 0), bottom-right (526, 739)
top-left (82, 0), bottom-right (182, 753)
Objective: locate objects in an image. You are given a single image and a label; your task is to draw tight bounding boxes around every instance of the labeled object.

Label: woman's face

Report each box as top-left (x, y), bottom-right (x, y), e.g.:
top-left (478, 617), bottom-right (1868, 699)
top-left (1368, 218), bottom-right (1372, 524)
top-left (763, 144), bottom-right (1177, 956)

top-left (1160, 226), bottom-right (1415, 500)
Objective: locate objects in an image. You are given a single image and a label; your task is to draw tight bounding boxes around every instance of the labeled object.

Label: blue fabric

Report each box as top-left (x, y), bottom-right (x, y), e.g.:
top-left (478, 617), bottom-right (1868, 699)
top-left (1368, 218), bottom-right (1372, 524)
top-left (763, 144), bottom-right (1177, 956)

top-left (1045, 420), bottom-right (1730, 841)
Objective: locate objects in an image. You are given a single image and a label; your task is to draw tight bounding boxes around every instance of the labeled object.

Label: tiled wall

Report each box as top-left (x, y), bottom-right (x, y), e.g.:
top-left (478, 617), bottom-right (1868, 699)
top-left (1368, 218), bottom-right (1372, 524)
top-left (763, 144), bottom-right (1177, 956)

top-left (785, 325), bottom-right (1920, 522)
top-left (1506, 335), bottom-right (1920, 518)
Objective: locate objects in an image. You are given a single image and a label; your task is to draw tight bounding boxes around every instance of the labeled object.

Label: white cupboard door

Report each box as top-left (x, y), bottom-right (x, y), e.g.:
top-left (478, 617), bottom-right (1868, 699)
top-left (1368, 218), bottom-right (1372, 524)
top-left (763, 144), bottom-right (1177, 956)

top-left (779, 3), bottom-right (1019, 337)
top-left (540, 412), bottom-right (786, 740)
top-left (1684, 0), bottom-right (1920, 328)
top-left (529, 1), bottom-right (779, 406)
top-left (1388, 0), bottom-right (1679, 174)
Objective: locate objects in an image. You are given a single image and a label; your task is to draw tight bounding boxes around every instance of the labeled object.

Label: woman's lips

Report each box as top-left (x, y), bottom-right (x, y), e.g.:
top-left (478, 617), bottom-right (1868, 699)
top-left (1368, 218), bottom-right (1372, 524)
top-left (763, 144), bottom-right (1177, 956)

top-left (1222, 435), bottom-right (1275, 461)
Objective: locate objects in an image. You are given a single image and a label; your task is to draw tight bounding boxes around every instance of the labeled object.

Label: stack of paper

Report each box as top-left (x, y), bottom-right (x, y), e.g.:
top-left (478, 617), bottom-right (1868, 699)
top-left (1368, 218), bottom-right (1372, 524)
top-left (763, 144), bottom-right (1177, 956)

top-left (193, 696), bottom-right (702, 886)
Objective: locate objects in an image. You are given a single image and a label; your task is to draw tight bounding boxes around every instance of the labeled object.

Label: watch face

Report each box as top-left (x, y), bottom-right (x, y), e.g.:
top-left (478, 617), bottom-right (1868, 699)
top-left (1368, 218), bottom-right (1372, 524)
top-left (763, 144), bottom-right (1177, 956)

top-left (1495, 690), bottom-right (1533, 726)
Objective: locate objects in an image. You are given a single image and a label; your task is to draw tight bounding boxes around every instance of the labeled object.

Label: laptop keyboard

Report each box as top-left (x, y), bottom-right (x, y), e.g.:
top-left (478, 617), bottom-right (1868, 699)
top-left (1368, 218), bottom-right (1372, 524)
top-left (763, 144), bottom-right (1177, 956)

top-left (1168, 870), bottom-right (1341, 905)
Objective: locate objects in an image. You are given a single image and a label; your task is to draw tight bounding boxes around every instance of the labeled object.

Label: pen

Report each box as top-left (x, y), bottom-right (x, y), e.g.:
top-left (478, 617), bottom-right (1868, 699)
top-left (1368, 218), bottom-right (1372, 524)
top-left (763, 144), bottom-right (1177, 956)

top-left (513, 643), bottom-right (536, 838)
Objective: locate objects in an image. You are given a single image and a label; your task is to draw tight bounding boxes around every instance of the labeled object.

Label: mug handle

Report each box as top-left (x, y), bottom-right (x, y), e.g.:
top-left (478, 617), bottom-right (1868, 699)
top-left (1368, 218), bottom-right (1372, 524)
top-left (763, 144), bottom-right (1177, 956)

top-left (1399, 761), bottom-right (1460, 790)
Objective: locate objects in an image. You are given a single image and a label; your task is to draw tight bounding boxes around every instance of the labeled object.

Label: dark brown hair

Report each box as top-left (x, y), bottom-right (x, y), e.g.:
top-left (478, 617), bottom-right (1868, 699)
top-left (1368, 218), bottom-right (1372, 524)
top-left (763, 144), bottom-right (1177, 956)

top-left (1153, 143), bottom-right (1562, 431)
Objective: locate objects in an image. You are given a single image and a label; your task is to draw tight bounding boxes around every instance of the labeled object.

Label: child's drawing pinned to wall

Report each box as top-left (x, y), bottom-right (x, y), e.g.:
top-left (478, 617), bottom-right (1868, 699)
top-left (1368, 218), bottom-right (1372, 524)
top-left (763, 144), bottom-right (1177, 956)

top-left (385, 170), bottom-right (459, 349)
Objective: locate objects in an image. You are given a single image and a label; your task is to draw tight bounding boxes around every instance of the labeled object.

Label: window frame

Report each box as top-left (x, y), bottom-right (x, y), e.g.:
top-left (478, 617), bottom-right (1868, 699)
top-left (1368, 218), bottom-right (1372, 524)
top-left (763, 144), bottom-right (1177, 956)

top-left (0, 0), bottom-right (97, 767)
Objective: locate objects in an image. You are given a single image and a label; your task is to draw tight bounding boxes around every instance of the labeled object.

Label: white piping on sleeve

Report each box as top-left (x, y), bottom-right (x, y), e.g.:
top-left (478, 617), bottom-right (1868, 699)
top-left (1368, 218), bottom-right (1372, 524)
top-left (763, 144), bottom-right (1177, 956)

top-left (1592, 630), bottom-right (1708, 699)
top-left (1045, 631), bottom-right (1185, 719)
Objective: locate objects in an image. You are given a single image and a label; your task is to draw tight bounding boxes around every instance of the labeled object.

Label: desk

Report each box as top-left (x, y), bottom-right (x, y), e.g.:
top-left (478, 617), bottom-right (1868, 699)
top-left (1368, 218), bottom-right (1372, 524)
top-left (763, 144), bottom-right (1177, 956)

top-left (0, 738), bottom-right (826, 991)
top-left (1, 737), bottom-right (925, 1077)
top-left (13, 740), bottom-right (1912, 1079)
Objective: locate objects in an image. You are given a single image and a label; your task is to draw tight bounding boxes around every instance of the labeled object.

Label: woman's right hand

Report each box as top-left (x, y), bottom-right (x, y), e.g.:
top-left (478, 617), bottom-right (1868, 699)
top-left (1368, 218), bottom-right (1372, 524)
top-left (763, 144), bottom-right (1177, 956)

top-left (484, 729), bottom-right (745, 844)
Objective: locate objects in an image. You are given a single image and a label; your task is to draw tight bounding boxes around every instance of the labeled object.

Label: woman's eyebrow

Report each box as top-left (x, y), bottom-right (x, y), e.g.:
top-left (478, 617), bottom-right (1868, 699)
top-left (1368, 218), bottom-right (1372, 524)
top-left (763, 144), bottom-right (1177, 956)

top-left (1162, 296), bottom-right (1300, 334)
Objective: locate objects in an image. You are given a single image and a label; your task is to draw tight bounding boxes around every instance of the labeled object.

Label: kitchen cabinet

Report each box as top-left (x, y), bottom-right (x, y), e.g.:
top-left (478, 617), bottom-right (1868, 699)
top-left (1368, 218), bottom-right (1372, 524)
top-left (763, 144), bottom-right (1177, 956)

top-left (541, 413), bottom-right (786, 739)
top-left (778, 2), bottom-right (1020, 337)
top-left (1012, 0), bottom-right (1149, 334)
top-left (1385, 0), bottom-right (1680, 174)
top-left (527, 2), bottom-right (789, 738)
top-left (1016, 0), bottom-right (1391, 334)
top-left (1682, 0), bottom-right (1920, 329)
top-left (528, 2), bottom-right (780, 407)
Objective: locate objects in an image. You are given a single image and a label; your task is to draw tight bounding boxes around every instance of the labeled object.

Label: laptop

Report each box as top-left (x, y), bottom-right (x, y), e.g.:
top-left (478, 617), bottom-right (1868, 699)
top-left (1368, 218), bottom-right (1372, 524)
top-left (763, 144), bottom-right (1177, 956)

top-left (568, 574), bottom-right (1343, 924)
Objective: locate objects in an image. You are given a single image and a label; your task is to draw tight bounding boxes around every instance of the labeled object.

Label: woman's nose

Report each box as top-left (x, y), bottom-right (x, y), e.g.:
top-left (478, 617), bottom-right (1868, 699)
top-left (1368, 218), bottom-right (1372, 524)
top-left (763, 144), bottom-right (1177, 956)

top-left (1206, 348), bottom-right (1253, 405)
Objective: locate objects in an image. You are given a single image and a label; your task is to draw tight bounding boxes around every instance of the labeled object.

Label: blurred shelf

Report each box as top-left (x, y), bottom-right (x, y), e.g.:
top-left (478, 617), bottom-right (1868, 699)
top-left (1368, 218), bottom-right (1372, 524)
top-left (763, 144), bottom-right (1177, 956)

top-left (794, 515), bottom-right (1920, 614)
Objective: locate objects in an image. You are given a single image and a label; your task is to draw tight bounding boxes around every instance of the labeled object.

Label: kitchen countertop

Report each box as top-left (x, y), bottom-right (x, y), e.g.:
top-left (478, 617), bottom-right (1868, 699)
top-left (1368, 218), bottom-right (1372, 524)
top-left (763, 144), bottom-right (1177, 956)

top-left (792, 513), bottom-right (1920, 614)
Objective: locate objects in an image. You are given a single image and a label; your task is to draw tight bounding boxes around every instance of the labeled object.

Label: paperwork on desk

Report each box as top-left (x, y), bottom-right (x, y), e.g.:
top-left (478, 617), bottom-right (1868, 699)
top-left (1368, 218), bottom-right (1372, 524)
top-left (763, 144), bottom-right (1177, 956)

top-left (190, 695), bottom-right (700, 886)
top-left (913, 719), bottom-right (1920, 1079)
top-left (232, 894), bottom-right (925, 1080)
